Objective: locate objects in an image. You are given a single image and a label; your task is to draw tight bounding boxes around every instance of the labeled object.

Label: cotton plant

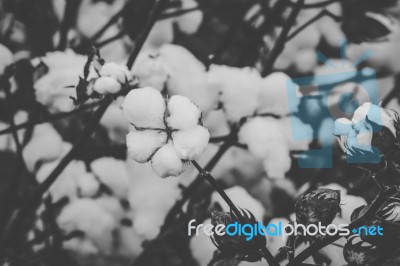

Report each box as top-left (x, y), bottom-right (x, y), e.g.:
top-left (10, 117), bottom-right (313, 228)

top-left (122, 87), bottom-right (210, 178)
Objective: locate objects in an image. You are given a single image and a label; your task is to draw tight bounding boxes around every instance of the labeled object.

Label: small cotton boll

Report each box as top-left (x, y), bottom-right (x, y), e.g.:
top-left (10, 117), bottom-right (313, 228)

top-left (238, 117), bottom-right (287, 159)
top-left (93, 76), bottom-right (121, 94)
top-left (100, 62), bottom-right (132, 84)
top-left (132, 53), bottom-right (168, 91)
top-left (91, 157), bottom-right (131, 198)
top-left (151, 143), bottom-right (183, 177)
top-left (63, 238), bottom-right (99, 255)
top-left (172, 125), bottom-right (210, 160)
top-left (126, 127), bottom-right (167, 163)
top-left (258, 72), bottom-right (300, 116)
top-left (175, 0), bottom-right (203, 35)
top-left (280, 116), bottom-right (313, 151)
top-left (208, 65), bottom-right (262, 122)
top-left (77, 173), bottom-right (100, 197)
top-left (0, 44), bottom-right (14, 75)
top-left (57, 199), bottom-right (117, 254)
top-left (263, 147), bottom-right (291, 178)
top-left (23, 123), bottom-right (64, 172)
top-left (122, 87), bottom-right (166, 128)
top-left (334, 118), bottom-right (352, 136)
top-left (189, 219), bottom-right (216, 266)
top-left (167, 95), bottom-right (201, 129)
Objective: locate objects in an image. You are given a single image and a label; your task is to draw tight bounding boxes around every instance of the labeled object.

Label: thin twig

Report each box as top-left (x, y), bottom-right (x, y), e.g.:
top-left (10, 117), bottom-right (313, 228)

top-left (290, 0), bottom-right (343, 9)
top-left (262, 0), bottom-right (305, 76)
top-left (0, 101), bottom-right (101, 137)
top-left (126, 0), bottom-right (169, 69)
top-left (286, 9), bottom-right (341, 41)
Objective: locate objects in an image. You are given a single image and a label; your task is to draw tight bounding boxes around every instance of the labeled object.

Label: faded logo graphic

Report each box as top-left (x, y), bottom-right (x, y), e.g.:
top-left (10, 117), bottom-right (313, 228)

top-left (287, 41), bottom-right (383, 168)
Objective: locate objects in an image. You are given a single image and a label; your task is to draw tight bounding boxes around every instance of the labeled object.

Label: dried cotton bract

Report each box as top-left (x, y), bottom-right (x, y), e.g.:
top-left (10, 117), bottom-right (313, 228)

top-left (122, 87), bottom-right (210, 178)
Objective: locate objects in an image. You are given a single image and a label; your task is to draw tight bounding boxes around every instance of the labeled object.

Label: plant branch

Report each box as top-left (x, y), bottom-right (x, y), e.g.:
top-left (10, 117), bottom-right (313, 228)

top-left (0, 101), bottom-right (101, 136)
top-left (262, 0), bottom-right (305, 76)
top-left (286, 9), bottom-right (341, 41)
top-left (126, 0), bottom-right (169, 69)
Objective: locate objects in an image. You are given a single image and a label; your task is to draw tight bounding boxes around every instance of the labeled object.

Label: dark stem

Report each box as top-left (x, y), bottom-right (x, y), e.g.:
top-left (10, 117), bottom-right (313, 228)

top-left (126, 0), bottom-right (169, 69)
top-left (0, 101), bottom-right (101, 137)
top-left (57, 0), bottom-right (81, 50)
top-left (290, 0), bottom-right (343, 9)
top-left (261, 246), bottom-right (280, 266)
top-left (262, 0), bottom-right (305, 76)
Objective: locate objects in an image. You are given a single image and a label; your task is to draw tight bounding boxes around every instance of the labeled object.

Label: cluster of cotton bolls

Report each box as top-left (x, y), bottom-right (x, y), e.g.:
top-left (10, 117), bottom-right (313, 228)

top-left (130, 43), bottom-right (313, 179)
top-left (122, 87), bottom-right (210, 178)
top-left (264, 1), bottom-right (344, 73)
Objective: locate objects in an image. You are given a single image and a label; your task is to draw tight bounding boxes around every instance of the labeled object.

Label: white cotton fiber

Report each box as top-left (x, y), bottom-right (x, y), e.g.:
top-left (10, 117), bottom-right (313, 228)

top-left (93, 76), bottom-right (121, 94)
top-left (167, 95), bottom-right (201, 129)
top-left (126, 127), bottom-right (167, 163)
top-left (172, 125), bottom-right (210, 160)
top-left (122, 87), bottom-right (166, 128)
top-left (151, 143), bottom-right (183, 178)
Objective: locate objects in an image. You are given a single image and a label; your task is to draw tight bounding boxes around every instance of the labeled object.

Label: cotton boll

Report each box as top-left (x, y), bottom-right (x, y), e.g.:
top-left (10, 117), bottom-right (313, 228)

top-left (172, 125), bottom-right (210, 160)
top-left (100, 99), bottom-right (130, 144)
top-left (145, 20), bottom-right (174, 51)
top-left (93, 76), bottom-right (121, 94)
top-left (294, 49), bottom-right (318, 74)
top-left (167, 95), bottom-right (201, 129)
top-left (189, 219), bottom-right (216, 266)
top-left (280, 116), bottom-right (313, 151)
top-left (36, 160), bottom-right (87, 202)
top-left (208, 65), bottom-right (262, 122)
top-left (126, 127), bottom-right (167, 163)
top-left (202, 110), bottom-right (230, 137)
top-left (211, 186), bottom-right (265, 220)
top-left (258, 72), bottom-right (300, 116)
top-left (132, 53), bottom-right (168, 91)
top-left (63, 238), bottom-right (99, 255)
top-left (263, 146), bottom-right (291, 178)
top-left (23, 123), bottom-right (64, 172)
top-left (95, 196), bottom-right (125, 220)
top-left (0, 44), bottom-right (14, 75)
top-left (151, 143), bottom-right (183, 178)
top-left (175, 0), bottom-right (203, 35)
top-left (122, 87), bottom-right (166, 128)
top-left (91, 157), bottom-right (131, 198)
top-left (77, 173), bottom-right (100, 198)
top-left (238, 117), bottom-right (288, 159)
top-left (159, 44), bottom-right (218, 112)
top-left (100, 62), bottom-right (132, 84)
top-left (57, 198), bottom-right (117, 254)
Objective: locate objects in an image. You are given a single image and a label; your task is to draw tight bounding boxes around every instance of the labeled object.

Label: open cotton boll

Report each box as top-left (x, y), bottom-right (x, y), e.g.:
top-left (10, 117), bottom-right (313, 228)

top-left (0, 44), bottom-right (14, 75)
top-left (100, 62), bottom-right (132, 84)
top-left (122, 87), bottom-right (166, 128)
top-left (91, 157), bottom-right (131, 198)
top-left (132, 53), bottom-right (168, 91)
top-left (126, 127), bottom-right (167, 163)
top-left (280, 116), bottom-right (313, 151)
top-left (93, 76), bottom-right (121, 94)
top-left (175, 0), bottom-right (203, 35)
top-left (159, 44), bottom-right (218, 112)
top-left (238, 117), bottom-right (287, 159)
top-left (211, 186), bottom-right (265, 220)
top-left (172, 125), bottom-right (210, 160)
top-left (57, 199), bottom-right (117, 254)
top-left (208, 65), bottom-right (262, 122)
top-left (36, 160), bottom-right (87, 202)
top-left (77, 173), bottom-right (100, 198)
top-left (258, 72), bottom-right (300, 116)
top-left (263, 146), bottom-right (291, 178)
top-left (100, 99), bottom-right (130, 144)
top-left (189, 219), bottom-right (216, 266)
top-left (151, 143), bottom-right (184, 178)
top-left (23, 123), bottom-right (64, 172)
top-left (167, 95), bottom-right (201, 129)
